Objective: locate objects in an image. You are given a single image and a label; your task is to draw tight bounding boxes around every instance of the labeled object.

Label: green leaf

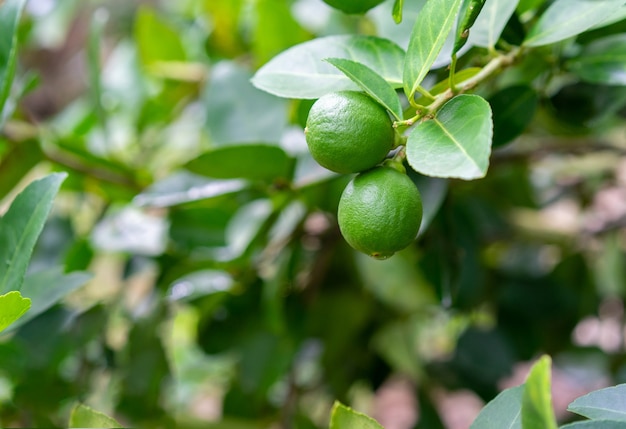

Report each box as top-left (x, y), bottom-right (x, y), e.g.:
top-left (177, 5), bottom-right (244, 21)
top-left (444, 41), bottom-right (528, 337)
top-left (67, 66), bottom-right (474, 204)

top-left (489, 85), bottom-right (538, 147)
top-left (454, 0), bottom-right (487, 54)
top-left (0, 291), bottom-right (30, 333)
top-left (591, 5), bottom-right (626, 29)
top-left (470, 386), bottom-right (523, 429)
top-left (415, 67), bottom-right (481, 105)
top-left (567, 34), bottom-right (626, 86)
top-left (406, 94), bottom-right (493, 180)
top-left (403, 0), bottom-right (463, 99)
top-left (0, 0), bottom-right (26, 117)
top-left (134, 5), bottom-right (186, 67)
top-left (325, 58), bottom-right (403, 120)
top-left (393, 0), bottom-right (405, 23)
top-left (567, 384), bottom-right (626, 421)
top-left (185, 144), bottom-right (294, 182)
top-left (524, 0), bottom-right (625, 48)
top-left (69, 403), bottom-right (121, 428)
top-left (468, 0), bottom-right (519, 49)
top-left (251, 35), bottom-right (405, 99)
top-left (0, 173), bottom-right (67, 295)
top-left (560, 422), bottom-right (626, 429)
top-left (329, 402), bottom-right (385, 429)
top-left (0, 140), bottom-right (45, 201)
top-left (521, 356), bottom-right (557, 429)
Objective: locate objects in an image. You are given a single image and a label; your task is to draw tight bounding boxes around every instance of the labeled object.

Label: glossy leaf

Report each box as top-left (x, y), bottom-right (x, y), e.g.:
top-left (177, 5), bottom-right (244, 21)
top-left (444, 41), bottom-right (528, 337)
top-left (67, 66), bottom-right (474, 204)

top-left (560, 422), bottom-right (626, 429)
top-left (407, 94), bottom-right (493, 180)
top-left (454, 0), bottom-right (487, 54)
top-left (0, 291), bottom-right (30, 333)
top-left (521, 356), bottom-right (558, 429)
top-left (0, 173), bottom-right (67, 295)
top-left (469, 386), bottom-right (523, 429)
top-left (468, 0), bottom-right (519, 48)
top-left (329, 402), bottom-right (384, 429)
top-left (524, 0), bottom-right (625, 47)
top-left (567, 384), bottom-right (626, 421)
top-left (403, 0), bottom-right (463, 99)
top-left (567, 35), bottom-right (626, 86)
top-left (0, 0), bottom-right (26, 116)
top-left (69, 404), bottom-right (121, 428)
top-left (393, 0), bottom-right (405, 23)
top-left (252, 35), bottom-right (405, 99)
top-left (325, 58), bottom-right (403, 120)
top-left (591, 5), bottom-right (626, 29)
top-left (185, 144), bottom-right (294, 182)
top-left (489, 85), bottom-right (538, 147)
top-left (134, 5), bottom-right (186, 67)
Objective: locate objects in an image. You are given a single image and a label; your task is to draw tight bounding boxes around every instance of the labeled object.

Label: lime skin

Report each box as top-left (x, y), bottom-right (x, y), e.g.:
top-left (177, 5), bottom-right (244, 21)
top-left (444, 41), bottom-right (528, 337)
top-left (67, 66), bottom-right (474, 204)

top-left (305, 91), bottom-right (394, 174)
top-left (338, 166), bottom-right (423, 259)
top-left (323, 0), bottom-right (386, 14)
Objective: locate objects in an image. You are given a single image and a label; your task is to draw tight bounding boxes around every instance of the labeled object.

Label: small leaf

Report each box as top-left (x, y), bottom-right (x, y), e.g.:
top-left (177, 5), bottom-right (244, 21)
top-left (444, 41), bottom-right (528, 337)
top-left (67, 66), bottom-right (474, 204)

top-left (407, 94), bottom-right (493, 180)
top-left (560, 421), bottom-right (626, 429)
top-left (392, 0), bottom-right (404, 23)
top-left (0, 173), bottom-right (67, 295)
top-left (524, 0), bottom-right (625, 48)
top-left (69, 404), bottom-right (122, 428)
top-left (403, 0), bottom-right (463, 99)
top-left (325, 58), bottom-right (403, 120)
top-left (0, 140), bottom-right (45, 201)
top-left (567, 384), bottom-right (626, 421)
top-left (252, 35), bottom-right (405, 99)
top-left (521, 356), bottom-right (558, 429)
top-left (567, 34), bottom-right (626, 86)
top-left (489, 85), bottom-right (538, 147)
top-left (0, 291), bottom-right (31, 333)
top-left (454, 0), bottom-right (487, 54)
top-left (329, 402), bottom-right (385, 429)
top-left (470, 385), bottom-right (523, 429)
top-left (468, 0), bottom-right (520, 49)
top-left (185, 144), bottom-right (294, 182)
top-left (0, 0), bottom-right (27, 116)
top-left (134, 5), bottom-right (186, 67)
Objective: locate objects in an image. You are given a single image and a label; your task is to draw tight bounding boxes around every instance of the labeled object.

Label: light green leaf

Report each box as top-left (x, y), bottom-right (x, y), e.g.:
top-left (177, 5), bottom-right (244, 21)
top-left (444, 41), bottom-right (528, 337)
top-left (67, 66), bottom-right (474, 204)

top-left (325, 58), bottom-right (403, 120)
top-left (406, 94), bottom-right (493, 180)
top-left (134, 5), bottom-right (186, 67)
top-left (567, 384), bottom-right (626, 421)
top-left (415, 67), bottom-right (481, 105)
top-left (524, 0), bottom-right (625, 47)
top-left (330, 402), bottom-right (384, 429)
top-left (0, 291), bottom-right (30, 333)
top-left (470, 386), bottom-right (523, 429)
top-left (393, 0), bottom-right (405, 23)
top-left (251, 35), bottom-right (405, 99)
top-left (567, 34), bottom-right (626, 86)
top-left (0, 0), bottom-right (27, 116)
top-left (0, 173), bottom-right (67, 295)
top-left (560, 421), bottom-right (626, 429)
top-left (69, 404), bottom-right (121, 428)
top-left (521, 356), bottom-right (557, 429)
top-left (468, 0), bottom-right (520, 49)
top-left (403, 0), bottom-right (463, 99)
top-left (591, 5), bottom-right (626, 29)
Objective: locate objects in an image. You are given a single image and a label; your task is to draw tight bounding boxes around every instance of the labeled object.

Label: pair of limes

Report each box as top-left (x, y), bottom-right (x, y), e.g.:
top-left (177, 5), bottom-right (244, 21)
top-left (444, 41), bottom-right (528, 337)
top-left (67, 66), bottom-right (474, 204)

top-left (305, 91), bottom-right (423, 259)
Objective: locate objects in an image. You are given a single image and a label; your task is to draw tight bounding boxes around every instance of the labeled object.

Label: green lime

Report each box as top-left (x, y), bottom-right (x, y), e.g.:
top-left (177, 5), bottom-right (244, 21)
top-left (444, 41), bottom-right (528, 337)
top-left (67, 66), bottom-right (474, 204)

top-left (338, 165), bottom-right (423, 259)
top-left (305, 91), bottom-right (394, 174)
top-left (323, 0), bottom-right (386, 14)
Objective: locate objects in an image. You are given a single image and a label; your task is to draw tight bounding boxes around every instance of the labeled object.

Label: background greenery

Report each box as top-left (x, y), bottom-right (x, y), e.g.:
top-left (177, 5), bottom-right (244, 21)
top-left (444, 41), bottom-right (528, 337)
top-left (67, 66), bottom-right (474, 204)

top-left (1, 0), bottom-right (626, 427)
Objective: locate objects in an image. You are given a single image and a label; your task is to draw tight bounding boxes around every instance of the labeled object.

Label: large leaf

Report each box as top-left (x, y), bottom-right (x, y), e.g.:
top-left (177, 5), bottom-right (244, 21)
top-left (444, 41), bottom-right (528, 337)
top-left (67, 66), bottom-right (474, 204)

top-left (521, 356), bottom-right (558, 429)
top-left (524, 0), bottom-right (625, 47)
top-left (0, 291), bottom-right (30, 333)
top-left (406, 94), bottom-right (493, 180)
top-left (0, 173), bottom-right (67, 295)
top-left (567, 34), bottom-right (626, 86)
top-left (69, 404), bottom-right (121, 428)
top-left (567, 384), bottom-right (626, 421)
top-left (403, 0), bottom-right (463, 99)
top-left (469, 386), bottom-right (523, 429)
top-left (560, 422), bottom-right (626, 429)
top-left (251, 35), bottom-right (405, 99)
top-left (329, 402), bottom-right (384, 429)
top-left (468, 0), bottom-right (520, 49)
top-left (325, 58), bottom-right (403, 120)
top-left (0, 0), bottom-right (26, 116)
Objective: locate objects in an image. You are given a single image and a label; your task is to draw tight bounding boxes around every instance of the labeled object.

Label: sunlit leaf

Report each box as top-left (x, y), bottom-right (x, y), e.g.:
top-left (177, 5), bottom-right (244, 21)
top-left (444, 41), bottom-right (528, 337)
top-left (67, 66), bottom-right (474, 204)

top-left (69, 403), bottom-right (121, 428)
top-left (521, 356), bottom-right (558, 429)
top-left (329, 402), bottom-right (384, 429)
top-left (0, 291), bottom-right (30, 333)
top-left (134, 5), bottom-right (186, 67)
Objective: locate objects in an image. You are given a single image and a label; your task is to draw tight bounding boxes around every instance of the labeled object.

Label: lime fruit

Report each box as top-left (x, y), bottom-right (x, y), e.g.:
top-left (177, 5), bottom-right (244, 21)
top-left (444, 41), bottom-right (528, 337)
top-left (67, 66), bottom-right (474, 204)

top-left (323, 0), bottom-right (386, 14)
top-left (305, 91), bottom-right (394, 174)
top-left (338, 166), bottom-right (423, 259)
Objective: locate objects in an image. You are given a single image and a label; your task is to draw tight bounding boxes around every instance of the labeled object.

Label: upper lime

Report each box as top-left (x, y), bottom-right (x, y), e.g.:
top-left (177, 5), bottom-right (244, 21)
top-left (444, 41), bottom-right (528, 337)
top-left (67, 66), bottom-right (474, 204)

top-left (337, 166), bottom-right (423, 259)
top-left (323, 0), bottom-right (386, 14)
top-left (305, 91), bottom-right (394, 174)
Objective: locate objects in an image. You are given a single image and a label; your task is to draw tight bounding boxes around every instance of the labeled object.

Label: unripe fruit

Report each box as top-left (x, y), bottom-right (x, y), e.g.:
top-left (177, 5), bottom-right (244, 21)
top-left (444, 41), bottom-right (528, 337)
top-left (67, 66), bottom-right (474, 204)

top-left (305, 91), bottom-right (394, 174)
top-left (322, 0), bottom-right (386, 14)
top-left (338, 166), bottom-right (423, 259)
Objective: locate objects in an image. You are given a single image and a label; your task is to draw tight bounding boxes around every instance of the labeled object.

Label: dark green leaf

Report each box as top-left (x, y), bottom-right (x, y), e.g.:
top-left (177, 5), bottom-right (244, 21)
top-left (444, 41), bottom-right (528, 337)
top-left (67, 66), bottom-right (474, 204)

top-left (0, 291), bottom-right (30, 333)
top-left (251, 35), bottom-right (405, 99)
top-left (454, 0), bottom-right (487, 54)
top-left (0, 0), bottom-right (26, 117)
top-left (0, 173), bottom-right (67, 294)
top-left (407, 94), bottom-right (493, 179)
top-left (521, 355), bottom-right (557, 429)
top-left (567, 34), bottom-right (626, 86)
top-left (567, 384), bottom-right (626, 421)
top-left (0, 140), bottom-right (45, 201)
top-left (329, 402), bottom-right (384, 429)
top-left (489, 85), bottom-right (538, 147)
top-left (403, 0), bottom-right (463, 99)
top-left (325, 58), bottom-right (403, 120)
top-left (470, 386), bottom-right (523, 428)
top-left (560, 422), bottom-right (626, 429)
top-left (69, 404), bottom-right (121, 428)
top-left (468, 0), bottom-right (519, 48)
top-left (524, 0), bottom-right (625, 47)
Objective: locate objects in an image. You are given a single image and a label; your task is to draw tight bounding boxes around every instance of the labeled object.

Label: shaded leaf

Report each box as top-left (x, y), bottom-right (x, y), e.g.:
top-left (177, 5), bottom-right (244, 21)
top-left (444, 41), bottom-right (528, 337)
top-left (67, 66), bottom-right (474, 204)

top-left (415, 67), bottom-right (481, 105)
top-left (470, 386), bottom-right (523, 429)
top-left (329, 402), bottom-right (384, 429)
top-left (69, 404), bottom-right (121, 428)
top-left (0, 291), bottom-right (30, 333)
top-left (252, 35), bottom-right (405, 99)
top-left (489, 85), bottom-right (538, 147)
top-left (521, 356), bottom-right (557, 429)
top-left (560, 422), bottom-right (626, 429)
top-left (0, 0), bottom-right (27, 116)
top-left (567, 34), bottom-right (626, 86)
top-left (0, 140), bottom-right (44, 201)
top-left (567, 384), bottom-right (626, 421)
top-left (468, 0), bottom-right (520, 49)
top-left (407, 94), bottom-right (493, 179)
